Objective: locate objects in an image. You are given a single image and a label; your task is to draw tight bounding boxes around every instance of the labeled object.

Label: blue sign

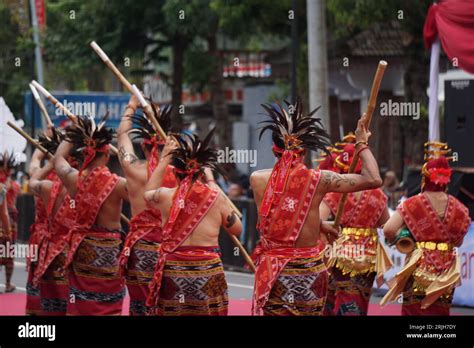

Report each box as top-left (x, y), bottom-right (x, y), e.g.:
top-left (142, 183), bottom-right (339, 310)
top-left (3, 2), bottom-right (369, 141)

top-left (24, 91), bottom-right (132, 130)
top-left (453, 223), bottom-right (474, 307)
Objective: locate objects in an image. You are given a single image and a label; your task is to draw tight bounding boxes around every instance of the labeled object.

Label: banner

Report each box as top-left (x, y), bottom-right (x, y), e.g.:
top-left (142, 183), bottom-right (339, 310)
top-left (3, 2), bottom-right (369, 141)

top-left (453, 223), bottom-right (474, 307)
top-left (35, 0), bottom-right (46, 27)
top-left (24, 91), bottom-right (130, 130)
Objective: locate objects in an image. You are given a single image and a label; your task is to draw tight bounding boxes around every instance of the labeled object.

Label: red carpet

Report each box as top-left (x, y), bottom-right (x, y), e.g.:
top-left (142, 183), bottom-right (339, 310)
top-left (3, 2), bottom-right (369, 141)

top-left (0, 293), bottom-right (460, 316)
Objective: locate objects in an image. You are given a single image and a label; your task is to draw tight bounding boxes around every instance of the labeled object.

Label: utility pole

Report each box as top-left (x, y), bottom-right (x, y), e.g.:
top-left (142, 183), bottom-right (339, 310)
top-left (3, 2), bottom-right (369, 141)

top-left (307, 0), bottom-right (330, 134)
top-left (29, 0), bottom-right (44, 85)
top-left (291, 0), bottom-right (298, 104)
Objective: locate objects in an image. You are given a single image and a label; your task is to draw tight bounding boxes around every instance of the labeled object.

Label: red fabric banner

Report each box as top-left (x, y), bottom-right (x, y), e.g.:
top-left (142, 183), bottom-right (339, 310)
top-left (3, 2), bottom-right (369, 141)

top-left (35, 0), bottom-right (46, 28)
top-left (424, 0), bottom-right (474, 74)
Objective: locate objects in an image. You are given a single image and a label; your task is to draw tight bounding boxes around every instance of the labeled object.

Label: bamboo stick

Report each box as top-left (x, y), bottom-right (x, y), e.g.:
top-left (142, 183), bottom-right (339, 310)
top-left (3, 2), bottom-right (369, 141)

top-left (333, 61), bottom-right (388, 228)
top-left (30, 83), bottom-right (54, 128)
top-left (90, 42), bottom-right (252, 270)
top-left (90, 42), bottom-right (163, 136)
top-left (7, 121), bottom-right (52, 160)
top-left (30, 80), bottom-right (121, 156)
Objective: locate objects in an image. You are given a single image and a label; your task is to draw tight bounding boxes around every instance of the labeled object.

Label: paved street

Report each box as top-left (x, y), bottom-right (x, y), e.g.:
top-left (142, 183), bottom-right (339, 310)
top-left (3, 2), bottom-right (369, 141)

top-left (1, 250), bottom-right (473, 315)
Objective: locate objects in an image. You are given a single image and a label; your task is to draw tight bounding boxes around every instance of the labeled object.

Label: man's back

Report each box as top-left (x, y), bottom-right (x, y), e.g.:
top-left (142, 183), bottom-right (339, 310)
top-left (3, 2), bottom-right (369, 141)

top-left (251, 168), bottom-right (324, 247)
top-left (156, 184), bottom-right (241, 246)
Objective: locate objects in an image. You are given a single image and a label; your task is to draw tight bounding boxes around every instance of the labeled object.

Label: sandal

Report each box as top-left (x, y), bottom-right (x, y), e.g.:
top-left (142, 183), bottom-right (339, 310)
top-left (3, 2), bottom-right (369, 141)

top-left (5, 284), bottom-right (16, 293)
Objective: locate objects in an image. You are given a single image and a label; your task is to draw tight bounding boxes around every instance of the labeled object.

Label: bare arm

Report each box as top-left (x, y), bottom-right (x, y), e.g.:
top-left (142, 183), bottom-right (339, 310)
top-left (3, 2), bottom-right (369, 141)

top-left (377, 207), bottom-right (390, 227)
top-left (320, 115), bottom-right (382, 194)
top-left (53, 141), bottom-right (78, 197)
top-left (221, 195), bottom-right (242, 237)
top-left (29, 149), bottom-right (54, 201)
top-left (118, 95), bottom-right (142, 176)
top-left (144, 137), bottom-right (177, 205)
top-left (383, 210), bottom-right (405, 244)
top-left (203, 168), bottom-right (242, 236)
top-left (319, 201), bottom-right (333, 221)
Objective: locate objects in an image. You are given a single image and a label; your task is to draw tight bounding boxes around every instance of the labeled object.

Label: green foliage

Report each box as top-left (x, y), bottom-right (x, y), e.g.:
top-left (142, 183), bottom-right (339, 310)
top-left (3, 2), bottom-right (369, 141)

top-left (0, 2), bottom-right (34, 116)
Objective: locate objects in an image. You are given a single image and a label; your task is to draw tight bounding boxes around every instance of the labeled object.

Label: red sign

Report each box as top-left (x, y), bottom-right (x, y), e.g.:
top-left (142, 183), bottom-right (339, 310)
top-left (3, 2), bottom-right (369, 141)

top-left (35, 0), bottom-right (46, 27)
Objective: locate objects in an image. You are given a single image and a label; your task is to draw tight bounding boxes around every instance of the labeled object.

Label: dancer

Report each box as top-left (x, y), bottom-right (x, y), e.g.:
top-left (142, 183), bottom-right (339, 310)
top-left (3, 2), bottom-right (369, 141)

top-left (320, 142), bottom-right (391, 316)
top-left (29, 129), bottom-right (76, 315)
top-left (250, 101), bottom-right (382, 315)
top-left (382, 142), bottom-right (471, 315)
top-left (145, 131), bottom-right (241, 316)
top-left (54, 115), bottom-right (128, 315)
top-left (117, 95), bottom-right (177, 315)
top-left (0, 152), bottom-right (19, 294)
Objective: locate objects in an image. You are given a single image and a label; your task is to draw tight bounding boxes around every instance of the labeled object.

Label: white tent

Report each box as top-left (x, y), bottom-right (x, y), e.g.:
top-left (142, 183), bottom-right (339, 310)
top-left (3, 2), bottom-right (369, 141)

top-left (0, 97), bottom-right (27, 163)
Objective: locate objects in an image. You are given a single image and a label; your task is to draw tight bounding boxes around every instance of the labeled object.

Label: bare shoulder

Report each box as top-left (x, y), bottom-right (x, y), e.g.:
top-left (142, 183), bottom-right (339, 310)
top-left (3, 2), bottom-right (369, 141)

top-left (250, 169), bottom-right (272, 185)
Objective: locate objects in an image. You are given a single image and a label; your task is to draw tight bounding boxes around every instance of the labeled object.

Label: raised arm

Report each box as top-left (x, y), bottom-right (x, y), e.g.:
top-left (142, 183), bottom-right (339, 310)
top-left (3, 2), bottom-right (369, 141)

top-left (320, 115), bottom-right (382, 194)
top-left (53, 141), bottom-right (78, 197)
top-left (144, 137), bottom-right (177, 207)
top-left (117, 95), bottom-right (142, 176)
top-left (29, 149), bottom-right (54, 202)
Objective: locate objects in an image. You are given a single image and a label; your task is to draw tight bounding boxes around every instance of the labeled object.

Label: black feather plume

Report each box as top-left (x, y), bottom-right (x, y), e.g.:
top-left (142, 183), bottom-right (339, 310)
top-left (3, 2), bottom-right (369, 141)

top-left (37, 128), bottom-right (64, 155)
top-left (0, 151), bottom-right (20, 171)
top-left (259, 97), bottom-right (331, 155)
top-left (171, 128), bottom-right (227, 182)
top-left (63, 113), bottom-right (114, 156)
top-left (127, 100), bottom-right (173, 143)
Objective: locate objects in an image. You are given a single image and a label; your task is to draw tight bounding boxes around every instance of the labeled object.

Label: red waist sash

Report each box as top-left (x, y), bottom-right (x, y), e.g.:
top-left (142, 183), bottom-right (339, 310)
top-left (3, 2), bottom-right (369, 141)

top-left (252, 241), bottom-right (326, 315)
top-left (119, 208), bottom-right (163, 271)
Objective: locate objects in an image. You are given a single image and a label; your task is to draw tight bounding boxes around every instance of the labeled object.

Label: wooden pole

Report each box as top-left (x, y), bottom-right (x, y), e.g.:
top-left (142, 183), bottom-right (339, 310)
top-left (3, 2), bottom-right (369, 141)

top-left (7, 121), bottom-right (52, 160)
top-left (30, 80), bottom-right (121, 156)
top-left (90, 42), bottom-right (162, 135)
top-left (91, 42), bottom-right (252, 270)
top-left (333, 61), bottom-right (387, 228)
top-left (30, 83), bottom-right (53, 128)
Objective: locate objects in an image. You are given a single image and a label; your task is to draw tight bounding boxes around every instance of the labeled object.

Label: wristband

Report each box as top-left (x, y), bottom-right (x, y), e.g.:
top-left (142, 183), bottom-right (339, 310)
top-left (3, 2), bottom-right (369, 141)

top-left (355, 140), bottom-right (368, 148)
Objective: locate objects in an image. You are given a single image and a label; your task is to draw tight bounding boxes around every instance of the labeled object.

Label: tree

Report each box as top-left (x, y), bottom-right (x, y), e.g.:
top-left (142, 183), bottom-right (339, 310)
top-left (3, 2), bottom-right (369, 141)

top-left (326, 0), bottom-right (433, 167)
top-left (0, 2), bottom-right (35, 117)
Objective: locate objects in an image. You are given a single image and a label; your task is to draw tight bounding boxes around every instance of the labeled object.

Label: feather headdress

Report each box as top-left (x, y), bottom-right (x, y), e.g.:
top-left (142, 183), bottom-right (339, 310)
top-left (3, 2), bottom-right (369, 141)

top-left (171, 128), bottom-right (226, 182)
top-left (0, 151), bottom-right (20, 171)
top-left (64, 113), bottom-right (114, 171)
top-left (37, 128), bottom-right (64, 155)
top-left (127, 103), bottom-right (173, 145)
top-left (127, 102), bottom-right (173, 176)
top-left (421, 141), bottom-right (453, 192)
top-left (0, 151), bottom-right (20, 183)
top-left (259, 98), bottom-right (331, 155)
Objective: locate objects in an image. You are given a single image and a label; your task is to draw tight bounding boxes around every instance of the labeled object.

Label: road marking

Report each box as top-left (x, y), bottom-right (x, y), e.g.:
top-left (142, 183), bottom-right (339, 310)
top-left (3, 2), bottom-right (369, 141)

top-left (0, 284), bottom-right (27, 292)
top-left (14, 261), bottom-right (27, 267)
top-left (227, 282), bottom-right (253, 290)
